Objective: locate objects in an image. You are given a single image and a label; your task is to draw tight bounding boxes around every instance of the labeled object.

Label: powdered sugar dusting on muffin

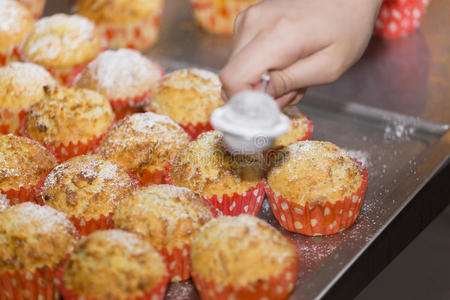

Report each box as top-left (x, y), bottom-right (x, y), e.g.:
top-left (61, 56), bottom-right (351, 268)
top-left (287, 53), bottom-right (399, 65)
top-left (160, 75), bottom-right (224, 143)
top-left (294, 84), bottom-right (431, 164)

top-left (76, 49), bottom-right (162, 98)
top-left (6, 202), bottom-right (75, 233)
top-left (0, 1), bottom-right (30, 34)
top-left (162, 68), bottom-right (221, 97)
top-left (93, 229), bottom-right (153, 255)
top-left (24, 14), bottom-right (96, 60)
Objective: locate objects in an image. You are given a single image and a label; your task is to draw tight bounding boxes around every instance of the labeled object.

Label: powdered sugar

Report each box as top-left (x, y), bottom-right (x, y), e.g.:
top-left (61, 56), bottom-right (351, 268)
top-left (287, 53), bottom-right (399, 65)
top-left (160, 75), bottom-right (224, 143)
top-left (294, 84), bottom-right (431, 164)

top-left (0, 1), bottom-right (30, 34)
top-left (24, 14), bottom-right (96, 61)
top-left (0, 193), bottom-right (9, 211)
top-left (76, 49), bottom-right (162, 98)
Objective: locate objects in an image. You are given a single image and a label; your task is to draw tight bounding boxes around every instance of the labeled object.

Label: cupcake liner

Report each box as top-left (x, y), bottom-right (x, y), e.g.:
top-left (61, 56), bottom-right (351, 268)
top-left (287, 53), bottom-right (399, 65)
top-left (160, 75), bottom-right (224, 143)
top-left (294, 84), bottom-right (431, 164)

top-left (109, 91), bottom-right (152, 121)
top-left (374, 0), bottom-right (426, 39)
top-left (69, 213), bottom-right (114, 237)
top-left (265, 163), bottom-right (369, 236)
top-left (179, 121), bottom-right (214, 140)
top-left (98, 11), bottom-right (162, 51)
top-left (18, 0), bottom-right (46, 19)
top-left (165, 164), bottom-right (265, 217)
top-left (0, 266), bottom-right (58, 300)
top-left (1, 173), bottom-right (47, 206)
top-left (127, 167), bottom-right (166, 188)
top-left (0, 48), bottom-right (20, 67)
top-left (56, 263), bottom-right (169, 300)
top-left (160, 244), bottom-right (191, 282)
top-left (20, 125), bottom-right (108, 163)
top-left (192, 251), bottom-right (299, 300)
top-left (0, 109), bottom-right (27, 135)
top-left (190, 0), bottom-right (258, 35)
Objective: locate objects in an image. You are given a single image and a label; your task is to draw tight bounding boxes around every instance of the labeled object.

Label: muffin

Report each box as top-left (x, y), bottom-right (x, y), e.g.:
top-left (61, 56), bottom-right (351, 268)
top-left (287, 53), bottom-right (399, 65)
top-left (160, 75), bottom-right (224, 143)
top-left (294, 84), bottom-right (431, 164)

top-left (273, 106), bottom-right (313, 149)
top-left (113, 184), bottom-right (213, 281)
top-left (191, 215), bottom-right (299, 300)
top-left (98, 112), bottom-right (190, 186)
top-left (145, 68), bottom-right (224, 139)
top-left (17, 0), bottom-right (46, 19)
top-left (75, 0), bottom-right (163, 51)
top-left (19, 14), bottom-right (103, 85)
top-left (0, 134), bottom-right (57, 205)
top-left (265, 141), bottom-right (369, 236)
top-left (41, 155), bottom-right (134, 236)
top-left (189, 0), bottom-right (259, 35)
top-left (0, 62), bottom-right (57, 134)
top-left (0, 202), bottom-right (78, 300)
top-left (58, 230), bottom-right (168, 300)
top-left (22, 86), bottom-right (115, 162)
top-left (74, 49), bottom-right (164, 120)
top-left (0, 0), bottom-right (34, 66)
top-left (168, 130), bottom-right (265, 216)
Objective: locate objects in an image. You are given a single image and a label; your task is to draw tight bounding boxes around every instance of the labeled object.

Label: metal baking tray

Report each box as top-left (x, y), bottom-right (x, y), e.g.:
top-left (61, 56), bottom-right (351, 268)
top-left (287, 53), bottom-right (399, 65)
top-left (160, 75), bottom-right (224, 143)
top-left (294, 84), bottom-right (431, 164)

top-left (46, 0), bottom-right (450, 299)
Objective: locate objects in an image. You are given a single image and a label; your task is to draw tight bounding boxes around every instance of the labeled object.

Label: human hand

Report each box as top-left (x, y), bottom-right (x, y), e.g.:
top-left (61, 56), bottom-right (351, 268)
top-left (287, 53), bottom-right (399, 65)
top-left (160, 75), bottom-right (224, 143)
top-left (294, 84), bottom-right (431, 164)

top-left (220, 0), bottom-right (382, 107)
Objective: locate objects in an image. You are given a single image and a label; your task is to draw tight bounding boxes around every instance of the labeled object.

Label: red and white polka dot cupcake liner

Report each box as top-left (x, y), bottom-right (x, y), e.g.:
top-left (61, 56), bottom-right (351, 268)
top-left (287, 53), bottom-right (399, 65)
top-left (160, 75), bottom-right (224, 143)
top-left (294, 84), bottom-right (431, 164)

top-left (0, 266), bottom-right (59, 300)
top-left (68, 213), bottom-right (114, 237)
top-left (56, 263), bottom-right (169, 300)
top-left (179, 121), bottom-right (214, 140)
top-left (99, 12), bottom-right (162, 51)
top-left (0, 173), bottom-right (47, 206)
top-left (192, 252), bottom-right (299, 300)
top-left (109, 91), bottom-right (152, 122)
top-left (160, 244), bottom-right (191, 282)
top-left (126, 167), bottom-right (167, 188)
top-left (189, 0), bottom-right (259, 35)
top-left (374, 0), bottom-right (428, 39)
top-left (20, 124), bottom-right (109, 163)
top-left (0, 109), bottom-right (27, 135)
top-left (265, 163), bottom-right (368, 236)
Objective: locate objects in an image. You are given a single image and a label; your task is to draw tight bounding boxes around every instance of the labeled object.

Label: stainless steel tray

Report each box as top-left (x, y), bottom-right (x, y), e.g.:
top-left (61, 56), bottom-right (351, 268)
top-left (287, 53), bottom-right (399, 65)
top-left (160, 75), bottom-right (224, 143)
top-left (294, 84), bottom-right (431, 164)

top-left (46, 1), bottom-right (450, 299)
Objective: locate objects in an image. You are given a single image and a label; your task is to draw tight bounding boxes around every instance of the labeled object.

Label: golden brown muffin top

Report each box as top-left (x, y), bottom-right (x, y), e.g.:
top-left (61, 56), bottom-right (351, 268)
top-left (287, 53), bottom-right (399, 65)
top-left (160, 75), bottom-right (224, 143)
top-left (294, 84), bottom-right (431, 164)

top-left (273, 106), bottom-right (311, 148)
top-left (191, 215), bottom-right (298, 287)
top-left (268, 141), bottom-right (364, 205)
top-left (76, 0), bottom-right (162, 25)
top-left (0, 202), bottom-right (78, 272)
top-left (170, 131), bottom-right (265, 197)
top-left (0, 62), bottom-right (57, 110)
top-left (0, 193), bottom-right (9, 212)
top-left (24, 86), bottom-right (114, 146)
top-left (63, 229), bottom-right (167, 300)
top-left (113, 184), bottom-right (213, 251)
top-left (146, 69), bottom-right (224, 125)
top-left (75, 49), bottom-right (162, 100)
top-left (20, 14), bottom-right (102, 68)
top-left (98, 112), bottom-right (189, 173)
top-left (0, 0), bottom-right (34, 54)
top-left (0, 134), bottom-right (57, 191)
top-left (42, 155), bottom-right (134, 220)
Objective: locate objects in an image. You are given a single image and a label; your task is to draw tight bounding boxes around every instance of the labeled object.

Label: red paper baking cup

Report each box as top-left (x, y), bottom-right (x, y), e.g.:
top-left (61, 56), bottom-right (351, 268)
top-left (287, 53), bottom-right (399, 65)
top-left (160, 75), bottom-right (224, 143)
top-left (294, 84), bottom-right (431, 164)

top-left (69, 213), bottom-right (114, 237)
top-left (160, 244), bottom-right (191, 282)
top-left (1, 173), bottom-right (47, 206)
top-left (109, 91), bottom-right (152, 121)
top-left (56, 262), bottom-right (169, 300)
top-left (127, 167), bottom-right (166, 188)
top-left (202, 183), bottom-right (265, 217)
top-left (374, 0), bottom-right (426, 39)
top-left (101, 12), bottom-right (161, 51)
top-left (0, 266), bottom-right (58, 300)
top-left (192, 252), bottom-right (299, 300)
top-left (165, 164), bottom-right (265, 217)
top-left (20, 125), bottom-right (108, 163)
top-left (179, 122), bottom-right (214, 140)
top-left (265, 164), bottom-right (368, 236)
top-left (0, 109), bottom-right (27, 135)
top-left (0, 48), bottom-right (20, 67)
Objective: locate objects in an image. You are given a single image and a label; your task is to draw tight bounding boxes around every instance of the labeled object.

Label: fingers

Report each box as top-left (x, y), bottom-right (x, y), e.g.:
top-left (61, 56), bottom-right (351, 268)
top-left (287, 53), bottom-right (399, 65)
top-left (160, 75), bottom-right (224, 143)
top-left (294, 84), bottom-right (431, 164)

top-left (275, 88), bottom-right (306, 107)
top-left (266, 45), bottom-right (344, 98)
top-left (220, 19), bottom-right (329, 100)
